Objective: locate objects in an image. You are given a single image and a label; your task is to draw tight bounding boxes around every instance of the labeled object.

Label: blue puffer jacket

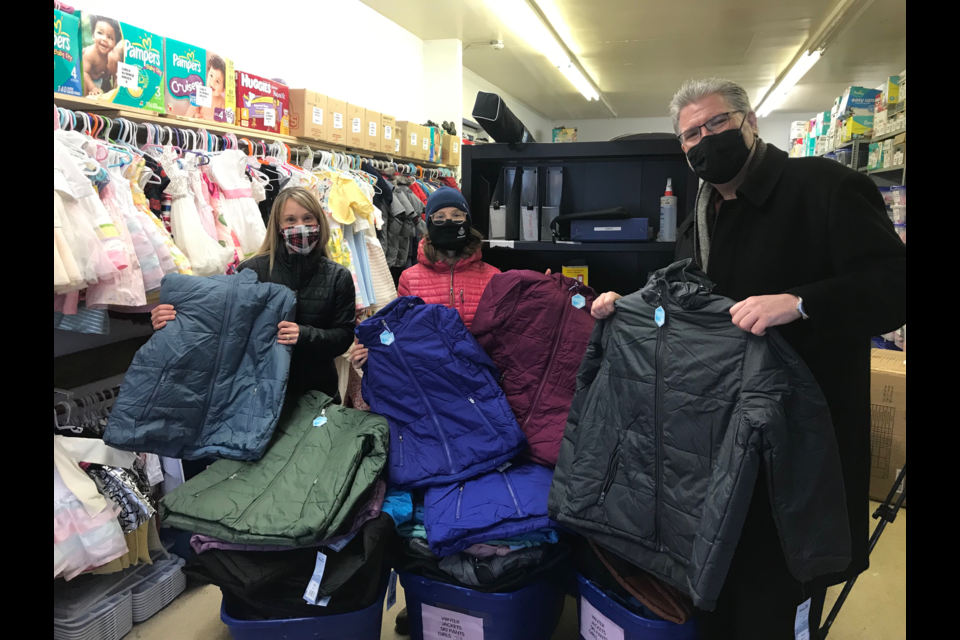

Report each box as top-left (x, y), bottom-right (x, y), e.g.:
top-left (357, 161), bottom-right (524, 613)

top-left (358, 297), bottom-right (526, 488)
top-left (105, 271), bottom-right (297, 461)
top-left (424, 463), bottom-right (556, 557)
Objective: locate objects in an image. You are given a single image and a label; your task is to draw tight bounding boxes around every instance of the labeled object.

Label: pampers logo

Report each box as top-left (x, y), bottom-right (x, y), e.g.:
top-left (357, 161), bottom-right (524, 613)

top-left (54, 18), bottom-right (71, 50)
top-left (240, 73), bottom-right (272, 93)
top-left (172, 51), bottom-right (202, 73)
top-left (126, 35), bottom-right (162, 67)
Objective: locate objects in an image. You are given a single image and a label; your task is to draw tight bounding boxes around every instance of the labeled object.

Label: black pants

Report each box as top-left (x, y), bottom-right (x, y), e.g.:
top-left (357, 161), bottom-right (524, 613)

top-left (696, 475), bottom-right (828, 640)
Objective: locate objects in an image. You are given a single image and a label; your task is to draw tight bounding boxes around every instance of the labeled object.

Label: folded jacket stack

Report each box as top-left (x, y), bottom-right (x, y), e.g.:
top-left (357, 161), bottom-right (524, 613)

top-left (162, 392), bottom-right (393, 619)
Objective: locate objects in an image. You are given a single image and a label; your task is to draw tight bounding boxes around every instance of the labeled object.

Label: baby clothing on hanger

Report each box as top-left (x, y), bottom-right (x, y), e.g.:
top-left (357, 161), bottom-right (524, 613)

top-left (208, 150), bottom-right (267, 258)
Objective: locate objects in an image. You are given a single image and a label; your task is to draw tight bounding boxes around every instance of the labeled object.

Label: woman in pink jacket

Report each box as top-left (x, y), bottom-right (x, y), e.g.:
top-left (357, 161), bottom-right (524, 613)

top-left (352, 187), bottom-right (499, 368)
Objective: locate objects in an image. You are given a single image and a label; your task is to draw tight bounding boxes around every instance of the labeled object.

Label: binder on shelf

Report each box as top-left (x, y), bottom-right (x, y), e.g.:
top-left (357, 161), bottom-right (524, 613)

top-left (520, 168), bottom-right (539, 241)
top-left (543, 167), bottom-right (563, 242)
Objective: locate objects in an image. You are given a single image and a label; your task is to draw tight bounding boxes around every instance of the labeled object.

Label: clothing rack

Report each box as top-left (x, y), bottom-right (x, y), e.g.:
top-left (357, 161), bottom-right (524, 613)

top-left (55, 386), bottom-right (121, 417)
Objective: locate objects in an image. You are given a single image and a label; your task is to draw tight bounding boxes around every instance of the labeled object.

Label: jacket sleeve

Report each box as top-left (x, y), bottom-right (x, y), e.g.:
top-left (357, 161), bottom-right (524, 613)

top-left (469, 272), bottom-right (520, 353)
top-left (786, 172), bottom-right (906, 337)
top-left (397, 270), bottom-right (412, 297)
top-left (296, 269), bottom-right (356, 359)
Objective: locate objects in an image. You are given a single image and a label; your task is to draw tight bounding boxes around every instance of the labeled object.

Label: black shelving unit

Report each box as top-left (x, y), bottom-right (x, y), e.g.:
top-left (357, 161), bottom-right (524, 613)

top-left (462, 139), bottom-right (698, 294)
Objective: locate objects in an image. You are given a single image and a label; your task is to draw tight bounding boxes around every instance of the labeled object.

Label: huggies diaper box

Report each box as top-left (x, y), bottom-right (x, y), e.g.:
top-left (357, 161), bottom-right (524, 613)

top-left (164, 38), bottom-right (236, 124)
top-left (80, 15), bottom-right (165, 112)
top-left (236, 71), bottom-right (290, 135)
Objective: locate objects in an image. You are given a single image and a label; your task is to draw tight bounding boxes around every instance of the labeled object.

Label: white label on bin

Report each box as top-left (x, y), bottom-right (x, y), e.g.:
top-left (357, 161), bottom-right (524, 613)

top-left (369, 121), bottom-right (378, 137)
top-left (353, 117), bottom-right (362, 133)
top-left (453, 142), bottom-right (460, 153)
top-left (117, 62), bottom-right (139, 90)
top-left (333, 113), bottom-right (344, 129)
top-left (422, 604), bottom-right (484, 640)
top-left (312, 107), bottom-right (324, 126)
top-left (580, 598), bottom-right (624, 640)
top-left (385, 125), bottom-right (393, 140)
top-left (594, 227), bottom-right (622, 232)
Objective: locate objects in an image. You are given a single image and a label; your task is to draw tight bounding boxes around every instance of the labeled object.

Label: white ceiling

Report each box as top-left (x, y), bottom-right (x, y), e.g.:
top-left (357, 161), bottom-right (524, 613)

top-left (360, 0), bottom-right (906, 120)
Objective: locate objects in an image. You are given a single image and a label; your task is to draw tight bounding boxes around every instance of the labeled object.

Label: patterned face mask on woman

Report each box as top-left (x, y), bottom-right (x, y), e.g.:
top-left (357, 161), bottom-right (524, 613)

top-left (282, 225), bottom-right (321, 255)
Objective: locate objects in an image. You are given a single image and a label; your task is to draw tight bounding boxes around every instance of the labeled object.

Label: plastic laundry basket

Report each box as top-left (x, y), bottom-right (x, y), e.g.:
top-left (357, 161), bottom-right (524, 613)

top-left (220, 581), bottom-right (387, 640)
top-left (577, 575), bottom-right (700, 640)
top-left (399, 572), bottom-right (566, 640)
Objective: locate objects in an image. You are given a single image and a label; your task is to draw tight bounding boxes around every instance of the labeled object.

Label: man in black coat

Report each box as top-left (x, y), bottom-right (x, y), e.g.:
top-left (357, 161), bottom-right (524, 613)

top-left (592, 78), bottom-right (906, 639)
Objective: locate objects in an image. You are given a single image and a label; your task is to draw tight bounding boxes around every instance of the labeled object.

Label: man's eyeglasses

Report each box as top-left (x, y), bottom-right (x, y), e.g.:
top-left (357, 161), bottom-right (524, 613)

top-left (429, 211), bottom-right (468, 225)
top-left (678, 111), bottom-right (742, 148)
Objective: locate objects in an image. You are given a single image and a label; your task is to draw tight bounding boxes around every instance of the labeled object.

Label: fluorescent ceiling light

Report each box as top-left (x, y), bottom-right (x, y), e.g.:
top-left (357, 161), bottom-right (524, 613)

top-left (756, 51), bottom-right (822, 117)
top-left (484, 0), bottom-right (601, 103)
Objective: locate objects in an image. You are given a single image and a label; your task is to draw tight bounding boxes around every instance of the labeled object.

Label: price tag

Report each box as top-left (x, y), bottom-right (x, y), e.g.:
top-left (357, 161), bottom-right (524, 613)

top-left (302, 552), bottom-right (328, 605)
top-left (497, 461), bottom-right (513, 473)
top-left (580, 598), bottom-right (625, 640)
top-left (194, 86), bottom-right (213, 108)
top-left (369, 121), bottom-right (378, 137)
top-left (326, 531), bottom-right (356, 553)
top-left (117, 62), bottom-right (139, 90)
top-left (572, 294), bottom-right (586, 310)
top-left (384, 125), bottom-right (393, 140)
top-left (381, 330), bottom-right (396, 346)
top-left (264, 109), bottom-right (277, 128)
top-left (655, 306), bottom-right (665, 327)
top-left (333, 113), bottom-right (344, 129)
top-left (352, 117), bottom-right (362, 133)
top-left (422, 604), bottom-right (484, 640)
top-left (312, 107), bottom-right (324, 125)
top-left (313, 416), bottom-right (327, 428)
top-left (386, 571), bottom-right (399, 611)
top-left (795, 598), bottom-right (811, 640)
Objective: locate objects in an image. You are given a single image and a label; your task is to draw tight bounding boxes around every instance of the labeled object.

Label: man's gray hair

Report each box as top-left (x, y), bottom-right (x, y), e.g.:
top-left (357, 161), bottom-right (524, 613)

top-left (669, 78), bottom-right (754, 134)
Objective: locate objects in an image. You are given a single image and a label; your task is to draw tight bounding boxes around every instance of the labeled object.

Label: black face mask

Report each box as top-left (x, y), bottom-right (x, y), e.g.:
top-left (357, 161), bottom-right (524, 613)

top-left (686, 117), bottom-right (755, 185)
top-left (428, 222), bottom-right (471, 251)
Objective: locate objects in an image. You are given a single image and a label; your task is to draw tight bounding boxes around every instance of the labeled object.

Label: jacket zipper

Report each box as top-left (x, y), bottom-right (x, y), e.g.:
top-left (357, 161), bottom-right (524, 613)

top-left (500, 469), bottom-right (525, 517)
top-left (449, 266), bottom-right (455, 309)
top-left (140, 370), bottom-right (169, 421)
top-left (468, 397), bottom-right (496, 434)
top-left (237, 399), bottom-right (331, 523)
top-left (654, 284), bottom-right (666, 552)
top-left (455, 484), bottom-right (465, 520)
top-left (198, 276), bottom-right (238, 428)
top-left (521, 299), bottom-right (572, 433)
top-left (192, 472), bottom-right (239, 499)
top-left (460, 289), bottom-right (464, 312)
top-left (383, 318), bottom-right (455, 472)
top-left (597, 443), bottom-right (623, 506)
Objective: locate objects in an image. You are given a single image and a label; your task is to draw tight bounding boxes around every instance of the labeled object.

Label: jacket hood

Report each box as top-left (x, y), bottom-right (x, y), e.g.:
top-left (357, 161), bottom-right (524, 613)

top-left (417, 238), bottom-right (484, 273)
top-left (640, 259), bottom-right (717, 312)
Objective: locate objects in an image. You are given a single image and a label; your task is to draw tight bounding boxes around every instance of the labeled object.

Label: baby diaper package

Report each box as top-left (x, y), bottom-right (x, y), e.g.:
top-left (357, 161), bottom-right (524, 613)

top-left (164, 38), bottom-right (236, 124)
top-left (80, 15), bottom-right (165, 113)
top-left (236, 70), bottom-right (290, 135)
top-left (54, 9), bottom-right (83, 96)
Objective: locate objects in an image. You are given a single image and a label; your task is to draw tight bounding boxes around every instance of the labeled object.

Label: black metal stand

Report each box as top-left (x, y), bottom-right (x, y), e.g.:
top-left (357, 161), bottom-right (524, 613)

top-left (821, 463), bottom-right (907, 637)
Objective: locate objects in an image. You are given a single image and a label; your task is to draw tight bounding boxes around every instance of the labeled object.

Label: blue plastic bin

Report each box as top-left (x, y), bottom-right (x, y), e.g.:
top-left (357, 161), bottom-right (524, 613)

top-left (220, 582), bottom-right (387, 640)
top-left (577, 575), bottom-right (700, 640)
top-left (400, 572), bottom-right (566, 640)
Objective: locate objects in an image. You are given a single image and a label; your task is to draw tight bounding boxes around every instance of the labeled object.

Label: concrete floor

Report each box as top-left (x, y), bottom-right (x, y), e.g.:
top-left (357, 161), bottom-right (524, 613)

top-left (126, 504), bottom-right (906, 640)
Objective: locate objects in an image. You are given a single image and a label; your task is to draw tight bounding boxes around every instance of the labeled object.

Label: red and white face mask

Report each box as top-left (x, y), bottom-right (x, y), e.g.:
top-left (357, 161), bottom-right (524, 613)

top-left (282, 225), bottom-right (321, 255)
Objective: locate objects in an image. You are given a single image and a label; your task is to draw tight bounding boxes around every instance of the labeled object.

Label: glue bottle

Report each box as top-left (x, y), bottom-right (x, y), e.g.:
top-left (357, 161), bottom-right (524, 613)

top-left (658, 179), bottom-right (678, 242)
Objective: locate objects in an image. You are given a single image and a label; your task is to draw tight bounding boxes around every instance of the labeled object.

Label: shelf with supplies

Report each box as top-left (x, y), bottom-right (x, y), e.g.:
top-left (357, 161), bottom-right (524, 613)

top-left (53, 93), bottom-right (458, 170)
top-left (871, 129), bottom-right (907, 144)
top-left (485, 240), bottom-right (676, 254)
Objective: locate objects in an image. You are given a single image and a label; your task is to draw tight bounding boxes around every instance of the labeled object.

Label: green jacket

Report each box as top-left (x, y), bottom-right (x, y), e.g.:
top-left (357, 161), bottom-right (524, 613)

top-left (160, 392), bottom-right (389, 547)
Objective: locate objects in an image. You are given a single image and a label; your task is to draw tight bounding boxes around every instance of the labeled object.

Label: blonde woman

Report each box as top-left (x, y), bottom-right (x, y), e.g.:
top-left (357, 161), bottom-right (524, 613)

top-left (152, 187), bottom-right (356, 399)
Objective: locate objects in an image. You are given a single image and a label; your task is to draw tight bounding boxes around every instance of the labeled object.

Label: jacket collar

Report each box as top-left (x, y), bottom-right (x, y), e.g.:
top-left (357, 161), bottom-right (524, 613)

top-left (735, 141), bottom-right (787, 208)
top-left (370, 295), bottom-right (424, 328)
top-left (417, 239), bottom-right (484, 273)
top-left (641, 259), bottom-right (715, 310)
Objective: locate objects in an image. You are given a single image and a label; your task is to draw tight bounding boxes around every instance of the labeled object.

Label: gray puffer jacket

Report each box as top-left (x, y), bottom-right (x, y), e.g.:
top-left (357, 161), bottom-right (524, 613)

top-left (548, 260), bottom-right (851, 610)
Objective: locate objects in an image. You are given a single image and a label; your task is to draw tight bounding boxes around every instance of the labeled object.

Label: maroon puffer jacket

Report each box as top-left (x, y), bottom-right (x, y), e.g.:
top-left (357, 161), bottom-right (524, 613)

top-left (471, 271), bottom-right (596, 467)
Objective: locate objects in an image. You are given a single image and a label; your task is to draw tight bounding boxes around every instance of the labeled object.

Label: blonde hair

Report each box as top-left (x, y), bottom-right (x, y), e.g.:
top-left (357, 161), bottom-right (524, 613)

top-left (252, 187), bottom-right (331, 271)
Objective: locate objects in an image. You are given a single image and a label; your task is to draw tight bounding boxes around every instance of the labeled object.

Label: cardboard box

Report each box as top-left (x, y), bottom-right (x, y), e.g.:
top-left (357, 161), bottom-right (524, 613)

top-left (841, 115), bottom-right (873, 143)
top-left (869, 350), bottom-right (906, 505)
top-left (814, 111), bottom-right (832, 137)
top-left (397, 121), bottom-right (420, 159)
top-left (236, 71), bottom-right (289, 135)
top-left (289, 89), bottom-right (328, 141)
top-left (562, 265), bottom-right (589, 287)
top-left (381, 115), bottom-right (397, 154)
top-left (54, 9), bottom-right (83, 96)
top-left (392, 121), bottom-right (404, 156)
top-left (839, 86), bottom-right (881, 118)
top-left (365, 110), bottom-right (381, 153)
top-left (789, 121), bottom-right (807, 140)
top-left (553, 127), bottom-right (578, 143)
top-left (327, 98), bottom-right (347, 145)
top-left (442, 135), bottom-right (461, 166)
top-left (80, 16), bottom-right (165, 112)
top-left (347, 104), bottom-right (365, 148)
top-left (424, 126), bottom-right (439, 163)
top-left (163, 39), bottom-right (235, 124)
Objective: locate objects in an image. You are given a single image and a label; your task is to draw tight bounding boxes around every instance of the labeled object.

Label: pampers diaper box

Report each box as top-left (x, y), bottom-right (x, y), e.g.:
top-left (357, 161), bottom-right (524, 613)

top-left (54, 9), bottom-right (83, 96)
top-left (80, 15), bottom-right (165, 112)
top-left (236, 71), bottom-right (290, 135)
top-left (164, 39), bottom-right (236, 124)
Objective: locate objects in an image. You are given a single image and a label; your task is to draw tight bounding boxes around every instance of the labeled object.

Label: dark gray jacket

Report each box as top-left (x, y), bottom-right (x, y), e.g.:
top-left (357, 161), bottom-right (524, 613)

top-left (548, 260), bottom-right (852, 610)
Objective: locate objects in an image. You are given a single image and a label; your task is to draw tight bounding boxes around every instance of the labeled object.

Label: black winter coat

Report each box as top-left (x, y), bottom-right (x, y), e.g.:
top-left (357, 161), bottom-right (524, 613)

top-left (549, 261), bottom-right (852, 610)
top-left (240, 251), bottom-right (355, 398)
top-left (676, 144), bottom-right (907, 584)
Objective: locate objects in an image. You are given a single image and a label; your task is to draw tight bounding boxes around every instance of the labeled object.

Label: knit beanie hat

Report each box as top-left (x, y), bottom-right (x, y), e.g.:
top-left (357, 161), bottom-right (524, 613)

top-left (426, 188), bottom-right (470, 223)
